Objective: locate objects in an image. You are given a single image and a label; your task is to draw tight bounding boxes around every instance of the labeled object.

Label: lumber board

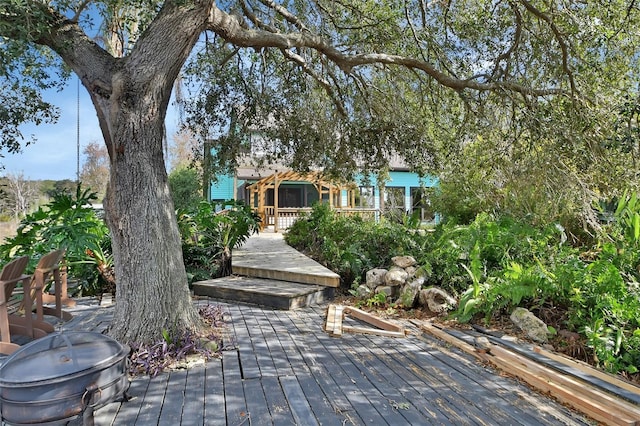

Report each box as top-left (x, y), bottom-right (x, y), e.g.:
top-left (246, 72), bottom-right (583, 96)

top-left (474, 329), bottom-right (640, 406)
top-left (325, 304), bottom-right (335, 333)
top-left (483, 345), bottom-right (640, 426)
top-left (532, 345), bottom-right (640, 398)
top-left (325, 304), bottom-right (406, 338)
top-left (342, 325), bottom-right (405, 338)
top-left (472, 323), bottom-right (640, 405)
top-left (413, 320), bottom-right (483, 361)
top-left (333, 305), bottom-right (343, 336)
top-left (343, 306), bottom-right (404, 332)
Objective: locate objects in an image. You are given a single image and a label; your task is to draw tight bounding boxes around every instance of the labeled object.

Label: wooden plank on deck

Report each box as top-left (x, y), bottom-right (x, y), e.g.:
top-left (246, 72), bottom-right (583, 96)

top-left (223, 350), bottom-right (250, 425)
top-left (158, 369), bottom-right (187, 425)
top-left (182, 364), bottom-right (206, 426)
top-left (243, 378), bottom-right (272, 425)
top-left (135, 372), bottom-right (170, 425)
top-left (261, 375), bottom-right (296, 425)
top-left (111, 376), bottom-right (151, 425)
top-left (204, 358), bottom-right (226, 426)
top-left (227, 305), bottom-right (261, 380)
top-left (280, 375), bottom-right (320, 426)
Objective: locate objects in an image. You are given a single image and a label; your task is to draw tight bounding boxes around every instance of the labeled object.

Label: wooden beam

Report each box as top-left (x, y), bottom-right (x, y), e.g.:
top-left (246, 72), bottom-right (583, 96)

top-left (343, 306), bottom-right (404, 332)
top-left (483, 345), bottom-right (640, 426)
top-left (412, 321), bottom-right (483, 361)
top-left (342, 326), bottom-right (405, 338)
top-left (324, 304), bottom-right (406, 338)
top-left (531, 345), bottom-right (640, 398)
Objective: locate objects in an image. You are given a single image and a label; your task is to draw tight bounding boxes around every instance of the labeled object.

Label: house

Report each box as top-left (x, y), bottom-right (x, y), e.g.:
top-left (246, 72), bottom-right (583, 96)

top-left (206, 144), bottom-right (439, 231)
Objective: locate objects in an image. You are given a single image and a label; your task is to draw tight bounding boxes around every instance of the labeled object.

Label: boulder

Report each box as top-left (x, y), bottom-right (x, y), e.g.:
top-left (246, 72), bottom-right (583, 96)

top-left (404, 266), bottom-right (417, 278)
top-left (355, 285), bottom-right (371, 298)
top-left (419, 287), bottom-right (457, 313)
top-left (384, 267), bottom-right (408, 286)
top-left (365, 268), bottom-right (388, 290)
top-left (375, 286), bottom-right (394, 297)
top-left (392, 255), bottom-right (417, 268)
top-left (396, 277), bottom-right (425, 307)
top-left (510, 307), bottom-right (549, 344)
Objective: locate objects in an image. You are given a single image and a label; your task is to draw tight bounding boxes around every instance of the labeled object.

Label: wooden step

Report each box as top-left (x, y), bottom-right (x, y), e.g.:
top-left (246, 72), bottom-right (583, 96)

top-left (232, 234), bottom-right (341, 288)
top-left (193, 276), bottom-right (335, 310)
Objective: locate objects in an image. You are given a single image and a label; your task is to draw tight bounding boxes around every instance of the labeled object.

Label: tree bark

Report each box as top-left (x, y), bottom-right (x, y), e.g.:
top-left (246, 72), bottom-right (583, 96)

top-left (103, 101), bottom-right (200, 342)
top-left (96, 2), bottom-right (212, 343)
top-left (36, 0), bottom-right (217, 343)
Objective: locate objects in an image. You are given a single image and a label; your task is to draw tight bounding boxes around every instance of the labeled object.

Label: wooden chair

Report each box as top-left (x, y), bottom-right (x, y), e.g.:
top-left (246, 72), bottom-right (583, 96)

top-left (0, 256), bottom-right (31, 355)
top-left (37, 248), bottom-right (75, 321)
top-left (9, 249), bottom-right (69, 341)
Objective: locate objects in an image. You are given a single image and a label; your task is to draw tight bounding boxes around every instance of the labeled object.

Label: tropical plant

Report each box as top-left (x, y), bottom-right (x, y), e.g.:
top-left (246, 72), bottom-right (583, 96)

top-left (0, 185), bottom-right (112, 295)
top-left (178, 199), bottom-right (260, 280)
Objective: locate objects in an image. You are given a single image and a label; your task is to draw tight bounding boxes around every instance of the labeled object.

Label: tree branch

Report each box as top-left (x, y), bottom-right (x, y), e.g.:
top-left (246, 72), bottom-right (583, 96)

top-left (208, 5), bottom-right (568, 98)
top-left (279, 48), bottom-right (347, 116)
top-left (518, 0), bottom-right (577, 95)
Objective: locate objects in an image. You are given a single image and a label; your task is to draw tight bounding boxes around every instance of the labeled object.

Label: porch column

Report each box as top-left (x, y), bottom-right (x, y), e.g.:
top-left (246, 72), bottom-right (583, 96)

top-left (274, 173), bottom-right (279, 232)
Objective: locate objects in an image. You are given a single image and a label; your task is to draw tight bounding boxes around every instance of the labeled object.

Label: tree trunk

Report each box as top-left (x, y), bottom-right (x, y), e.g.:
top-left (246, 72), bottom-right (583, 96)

top-left (103, 95), bottom-right (201, 343)
top-left (73, 1), bottom-right (215, 344)
top-left (219, 246), bottom-right (232, 278)
top-left (101, 85), bottom-right (200, 342)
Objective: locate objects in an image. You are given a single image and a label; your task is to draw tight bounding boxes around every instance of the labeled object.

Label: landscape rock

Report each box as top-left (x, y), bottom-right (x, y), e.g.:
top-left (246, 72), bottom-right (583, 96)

top-left (392, 255), bottom-right (417, 268)
top-left (419, 287), bottom-right (457, 313)
top-left (384, 267), bottom-right (408, 286)
top-left (355, 285), bottom-right (372, 298)
top-left (404, 266), bottom-right (417, 278)
top-left (366, 268), bottom-right (388, 289)
top-left (375, 286), bottom-right (394, 297)
top-left (510, 307), bottom-right (549, 344)
top-left (396, 277), bottom-right (425, 307)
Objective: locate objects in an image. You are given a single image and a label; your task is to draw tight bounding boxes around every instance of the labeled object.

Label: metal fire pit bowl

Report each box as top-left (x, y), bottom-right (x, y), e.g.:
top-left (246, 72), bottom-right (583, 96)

top-left (0, 331), bottom-right (130, 425)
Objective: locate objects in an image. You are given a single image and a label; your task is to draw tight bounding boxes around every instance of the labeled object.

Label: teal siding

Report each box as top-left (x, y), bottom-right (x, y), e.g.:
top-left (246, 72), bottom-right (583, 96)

top-left (209, 174), bottom-right (235, 201)
top-left (355, 172), bottom-right (438, 210)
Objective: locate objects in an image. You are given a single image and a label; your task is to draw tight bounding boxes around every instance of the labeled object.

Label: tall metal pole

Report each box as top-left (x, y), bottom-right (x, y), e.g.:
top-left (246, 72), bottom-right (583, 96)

top-left (76, 76), bottom-right (80, 183)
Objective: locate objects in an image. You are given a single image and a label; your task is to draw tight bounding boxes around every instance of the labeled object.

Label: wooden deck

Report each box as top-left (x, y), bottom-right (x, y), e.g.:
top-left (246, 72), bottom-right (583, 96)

top-left (44, 299), bottom-right (591, 426)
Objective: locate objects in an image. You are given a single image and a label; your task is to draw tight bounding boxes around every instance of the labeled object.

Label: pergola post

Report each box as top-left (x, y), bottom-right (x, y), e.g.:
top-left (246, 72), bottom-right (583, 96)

top-left (274, 173), bottom-right (279, 232)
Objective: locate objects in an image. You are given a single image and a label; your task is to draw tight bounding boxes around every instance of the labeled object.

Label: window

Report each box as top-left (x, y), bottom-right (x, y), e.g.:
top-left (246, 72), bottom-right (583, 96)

top-left (384, 187), bottom-right (405, 210)
top-left (358, 186), bottom-right (375, 208)
top-left (410, 187), bottom-right (436, 222)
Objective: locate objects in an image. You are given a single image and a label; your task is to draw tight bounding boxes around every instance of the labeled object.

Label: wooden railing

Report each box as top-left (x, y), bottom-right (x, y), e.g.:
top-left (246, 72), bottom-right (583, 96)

top-left (258, 207), bottom-right (379, 231)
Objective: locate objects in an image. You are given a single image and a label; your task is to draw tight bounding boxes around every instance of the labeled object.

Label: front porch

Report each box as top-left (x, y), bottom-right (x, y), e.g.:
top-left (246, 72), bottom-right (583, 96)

top-left (246, 171), bottom-right (378, 232)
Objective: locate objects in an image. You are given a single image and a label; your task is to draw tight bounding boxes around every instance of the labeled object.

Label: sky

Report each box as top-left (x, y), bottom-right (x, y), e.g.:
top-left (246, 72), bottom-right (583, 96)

top-left (1, 77), bottom-right (180, 181)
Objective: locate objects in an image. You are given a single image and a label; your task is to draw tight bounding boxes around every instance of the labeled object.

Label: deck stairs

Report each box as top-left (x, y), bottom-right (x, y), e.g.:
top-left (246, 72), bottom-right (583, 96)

top-left (192, 233), bottom-right (340, 309)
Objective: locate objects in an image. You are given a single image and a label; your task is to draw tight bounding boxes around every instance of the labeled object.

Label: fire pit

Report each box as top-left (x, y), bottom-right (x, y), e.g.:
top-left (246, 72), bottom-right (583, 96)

top-left (0, 331), bottom-right (130, 425)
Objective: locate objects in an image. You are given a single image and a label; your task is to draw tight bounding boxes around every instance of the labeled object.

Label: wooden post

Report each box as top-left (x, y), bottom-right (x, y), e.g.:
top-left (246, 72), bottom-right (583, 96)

top-left (274, 173), bottom-right (279, 232)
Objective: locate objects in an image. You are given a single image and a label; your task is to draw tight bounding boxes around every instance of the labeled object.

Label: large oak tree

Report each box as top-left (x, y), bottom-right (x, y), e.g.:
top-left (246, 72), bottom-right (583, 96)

top-left (1, 0), bottom-right (638, 343)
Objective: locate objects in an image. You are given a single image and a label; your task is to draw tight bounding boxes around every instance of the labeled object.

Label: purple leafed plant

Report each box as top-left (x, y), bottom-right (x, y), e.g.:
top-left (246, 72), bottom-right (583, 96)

top-left (128, 304), bottom-right (226, 377)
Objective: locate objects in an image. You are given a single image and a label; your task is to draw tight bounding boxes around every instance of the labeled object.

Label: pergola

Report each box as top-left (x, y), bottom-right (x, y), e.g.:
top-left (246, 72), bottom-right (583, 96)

top-left (247, 171), bottom-right (357, 230)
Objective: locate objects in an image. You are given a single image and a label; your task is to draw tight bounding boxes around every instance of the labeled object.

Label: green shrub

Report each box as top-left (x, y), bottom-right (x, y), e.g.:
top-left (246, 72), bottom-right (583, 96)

top-left (285, 203), bottom-right (426, 287)
top-left (286, 200), bottom-right (640, 376)
top-left (178, 199), bottom-right (260, 282)
top-left (0, 185), bottom-right (111, 295)
top-left (169, 167), bottom-right (204, 212)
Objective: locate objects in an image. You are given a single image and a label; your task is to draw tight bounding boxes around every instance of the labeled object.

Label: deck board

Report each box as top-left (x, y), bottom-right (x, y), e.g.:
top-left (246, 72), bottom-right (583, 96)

top-left (182, 365), bottom-right (206, 426)
top-left (0, 298), bottom-right (597, 426)
top-left (203, 359), bottom-right (226, 426)
top-left (158, 369), bottom-right (187, 425)
top-left (221, 350), bottom-right (249, 425)
top-left (261, 375), bottom-right (296, 425)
